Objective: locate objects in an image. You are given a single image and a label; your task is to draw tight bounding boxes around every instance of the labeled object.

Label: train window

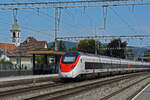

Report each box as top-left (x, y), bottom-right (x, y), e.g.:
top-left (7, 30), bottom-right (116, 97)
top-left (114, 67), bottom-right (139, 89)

top-left (80, 59), bottom-right (82, 63)
top-left (62, 56), bottom-right (77, 64)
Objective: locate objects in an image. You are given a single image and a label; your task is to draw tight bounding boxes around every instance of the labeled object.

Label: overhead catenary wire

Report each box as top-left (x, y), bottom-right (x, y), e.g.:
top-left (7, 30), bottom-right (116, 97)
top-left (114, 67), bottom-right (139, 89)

top-left (0, 1), bottom-right (149, 43)
top-left (0, 17), bottom-right (52, 40)
top-left (109, 7), bottom-right (138, 34)
top-left (0, 9), bottom-right (54, 39)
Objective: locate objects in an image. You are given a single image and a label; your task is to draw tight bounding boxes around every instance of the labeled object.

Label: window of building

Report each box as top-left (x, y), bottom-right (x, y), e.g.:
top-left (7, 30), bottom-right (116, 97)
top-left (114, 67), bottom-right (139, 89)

top-left (13, 32), bottom-right (16, 38)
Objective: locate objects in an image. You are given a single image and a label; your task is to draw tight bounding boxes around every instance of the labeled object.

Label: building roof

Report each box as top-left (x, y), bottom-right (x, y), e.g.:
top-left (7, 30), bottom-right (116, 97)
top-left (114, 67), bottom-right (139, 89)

top-left (9, 37), bottom-right (48, 57)
top-left (0, 43), bottom-right (16, 53)
top-left (20, 37), bottom-right (48, 51)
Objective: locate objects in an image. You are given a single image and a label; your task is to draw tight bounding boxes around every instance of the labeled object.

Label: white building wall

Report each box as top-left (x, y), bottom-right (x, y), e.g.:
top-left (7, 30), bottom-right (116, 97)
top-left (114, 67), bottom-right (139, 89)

top-left (10, 57), bottom-right (32, 65)
top-left (21, 57), bottom-right (32, 65)
top-left (10, 57), bottom-right (17, 64)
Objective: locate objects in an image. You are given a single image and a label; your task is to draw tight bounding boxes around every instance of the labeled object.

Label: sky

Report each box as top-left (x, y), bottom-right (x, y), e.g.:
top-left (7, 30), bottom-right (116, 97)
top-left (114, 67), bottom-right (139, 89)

top-left (0, 0), bottom-right (150, 47)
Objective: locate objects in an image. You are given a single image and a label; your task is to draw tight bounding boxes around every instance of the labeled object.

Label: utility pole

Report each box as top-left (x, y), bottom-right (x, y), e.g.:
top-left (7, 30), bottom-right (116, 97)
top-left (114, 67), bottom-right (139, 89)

top-left (125, 39), bottom-right (128, 59)
top-left (54, 8), bottom-right (61, 51)
top-left (94, 25), bottom-right (97, 55)
top-left (140, 38), bottom-right (143, 62)
top-left (54, 8), bottom-right (58, 51)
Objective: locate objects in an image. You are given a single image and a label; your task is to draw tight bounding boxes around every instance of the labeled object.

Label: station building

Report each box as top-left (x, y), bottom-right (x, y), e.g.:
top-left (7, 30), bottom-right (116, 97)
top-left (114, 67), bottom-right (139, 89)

top-left (8, 37), bottom-right (48, 66)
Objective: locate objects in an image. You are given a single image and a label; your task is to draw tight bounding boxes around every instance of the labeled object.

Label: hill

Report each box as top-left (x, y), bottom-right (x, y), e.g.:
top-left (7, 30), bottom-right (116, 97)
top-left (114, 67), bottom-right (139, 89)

top-left (48, 41), bottom-right (77, 49)
top-left (128, 46), bottom-right (150, 58)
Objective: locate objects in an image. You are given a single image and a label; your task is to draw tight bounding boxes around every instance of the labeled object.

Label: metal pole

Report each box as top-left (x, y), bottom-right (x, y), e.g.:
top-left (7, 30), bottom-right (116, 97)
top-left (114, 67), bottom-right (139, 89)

top-left (54, 8), bottom-right (58, 51)
top-left (95, 40), bottom-right (97, 55)
top-left (94, 25), bottom-right (97, 54)
top-left (13, 9), bottom-right (18, 25)
top-left (54, 8), bottom-right (61, 51)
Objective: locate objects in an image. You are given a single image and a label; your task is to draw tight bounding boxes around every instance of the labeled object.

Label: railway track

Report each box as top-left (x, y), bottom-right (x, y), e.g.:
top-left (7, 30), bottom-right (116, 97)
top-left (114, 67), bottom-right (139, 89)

top-left (127, 82), bottom-right (150, 100)
top-left (101, 75), bottom-right (150, 100)
top-left (0, 76), bottom-right (59, 88)
top-left (0, 79), bottom-right (64, 98)
top-left (0, 72), bottom-right (148, 100)
top-left (24, 72), bottom-right (150, 100)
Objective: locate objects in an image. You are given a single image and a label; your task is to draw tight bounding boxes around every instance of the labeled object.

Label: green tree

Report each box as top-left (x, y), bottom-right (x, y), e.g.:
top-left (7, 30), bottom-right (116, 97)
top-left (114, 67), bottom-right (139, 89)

top-left (58, 40), bottom-right (67, 51)
top-left (105, 38), bottom-right (127, 58)
top-left (68, 45), bottom-right (78, 52)
top-left (48, 41), bottom-right (67, 52)
top-left (69, 39), bottom-right (104, 55)
top-left (48, 42), bottom-right (55, 50)
top-left (77, 39), bottom-right (95, 53)
top-left (98, 44), bottom-right (105, 55)
top-left (36, 55), bottom-right (48, 64)
top-left (0, 59), bottom-right (12, 64)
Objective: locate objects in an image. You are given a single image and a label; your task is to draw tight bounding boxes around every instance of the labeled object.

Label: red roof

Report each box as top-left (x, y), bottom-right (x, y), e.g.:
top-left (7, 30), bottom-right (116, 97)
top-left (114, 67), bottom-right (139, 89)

top-left (9, 37), bottom-right (48, 57)
top-left (0, 43), bottom-right (16, 53)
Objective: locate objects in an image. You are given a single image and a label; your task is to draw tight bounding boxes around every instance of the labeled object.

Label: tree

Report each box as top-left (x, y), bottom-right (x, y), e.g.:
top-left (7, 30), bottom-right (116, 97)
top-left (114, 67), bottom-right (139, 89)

top-left (105, 38), bottom-right (127, 59)
top-left (48, 41), bottom-right (67, 52)
top-left (48, 42), bottom-right (55, 50)
top-left (69, 39), bottom-right (104, 55)
top-left (0, 58), bottom-right (12, 64)
top-left (68, 45), bottom-right (78, 52)
top-left (58, 40), bottom-right (67, 51)
top-left (77, 39), bottom-right (95, 53)
top-left (36, 55), bottom-right (46, 64)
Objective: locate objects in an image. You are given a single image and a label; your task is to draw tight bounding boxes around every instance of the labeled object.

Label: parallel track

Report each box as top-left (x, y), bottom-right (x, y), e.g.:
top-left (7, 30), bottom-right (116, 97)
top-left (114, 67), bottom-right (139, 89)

top-left (127, 82), bottom-right (150, 100)
top-left (101, 75), bottom-right (150, 100)
top-left (0, 79), bottom-right (63, 98)
top-left (0, 76), bottom-right (59, 88)
top-left (25, 72), bottom-right (149, 100)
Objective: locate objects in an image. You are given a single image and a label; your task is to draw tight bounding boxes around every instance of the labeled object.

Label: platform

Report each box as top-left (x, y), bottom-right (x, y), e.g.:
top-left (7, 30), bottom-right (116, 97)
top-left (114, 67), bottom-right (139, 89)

top-left (0, 74), bottom-right (58, 86)
top-left (132, 84), bottom-right (150, 100)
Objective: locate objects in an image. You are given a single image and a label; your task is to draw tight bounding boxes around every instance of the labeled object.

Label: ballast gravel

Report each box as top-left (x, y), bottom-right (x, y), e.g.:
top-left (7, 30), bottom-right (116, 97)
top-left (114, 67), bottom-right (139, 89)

top-left (1, 73), bottom-right (149, 100)
top-left (62, 74), bottom-right (150, 100)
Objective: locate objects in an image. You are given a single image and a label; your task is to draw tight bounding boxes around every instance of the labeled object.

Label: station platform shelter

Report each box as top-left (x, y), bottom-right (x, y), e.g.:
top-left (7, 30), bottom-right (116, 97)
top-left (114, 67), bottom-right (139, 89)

top-left (28, 50), bottom-right (64, 75)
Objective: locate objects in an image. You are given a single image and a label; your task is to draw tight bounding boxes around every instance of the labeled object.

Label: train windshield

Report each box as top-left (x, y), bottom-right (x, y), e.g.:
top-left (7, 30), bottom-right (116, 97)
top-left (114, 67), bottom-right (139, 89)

top-left (62, 56), bottom-right (76, 63)
top-left (62, 52), bottom-right (79, 64)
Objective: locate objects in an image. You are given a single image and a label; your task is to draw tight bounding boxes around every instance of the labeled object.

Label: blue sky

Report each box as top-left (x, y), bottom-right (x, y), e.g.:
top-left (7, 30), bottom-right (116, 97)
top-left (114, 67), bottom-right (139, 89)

top-left (0, 0), bottom-right (150, 47)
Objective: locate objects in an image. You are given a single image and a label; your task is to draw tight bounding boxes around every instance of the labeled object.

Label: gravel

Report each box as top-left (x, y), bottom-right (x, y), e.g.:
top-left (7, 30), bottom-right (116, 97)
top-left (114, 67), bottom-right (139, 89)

top-left (1, 73), bottom-right (149, 100)
top-left (62, 74), bottom-right (150, 100)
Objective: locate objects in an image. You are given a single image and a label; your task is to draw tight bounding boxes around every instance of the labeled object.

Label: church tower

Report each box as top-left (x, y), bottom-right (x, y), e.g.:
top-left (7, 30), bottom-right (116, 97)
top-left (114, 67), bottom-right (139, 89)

top-left (10, 10), bottom-right (21, 47)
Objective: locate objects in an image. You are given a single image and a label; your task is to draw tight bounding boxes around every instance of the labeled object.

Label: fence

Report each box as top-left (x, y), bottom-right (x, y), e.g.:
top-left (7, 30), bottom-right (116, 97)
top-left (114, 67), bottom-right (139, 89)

top-left (0, 64), bottom-right (59, 77)
top-left (33, 64), bottom-right (59, 74)
top-left (0, 64), bottom-right (33, 77)
top-left (0, 64), bottom-right (33, 71)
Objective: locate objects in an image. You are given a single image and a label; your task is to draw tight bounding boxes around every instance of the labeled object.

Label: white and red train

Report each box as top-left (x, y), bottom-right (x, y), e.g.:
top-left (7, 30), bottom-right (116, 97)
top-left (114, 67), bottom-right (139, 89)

top-left (59, 52), bottom-right (150, 79)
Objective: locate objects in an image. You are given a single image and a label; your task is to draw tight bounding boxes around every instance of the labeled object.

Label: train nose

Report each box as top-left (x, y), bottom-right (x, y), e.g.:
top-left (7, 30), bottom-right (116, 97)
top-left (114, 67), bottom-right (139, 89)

top-left (60, 64), bottom-right (74, 72)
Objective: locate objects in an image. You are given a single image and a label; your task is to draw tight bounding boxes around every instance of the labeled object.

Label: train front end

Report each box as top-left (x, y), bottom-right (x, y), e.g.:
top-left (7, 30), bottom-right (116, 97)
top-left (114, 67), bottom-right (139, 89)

top-left (59, 52), bottom-right (81, 78)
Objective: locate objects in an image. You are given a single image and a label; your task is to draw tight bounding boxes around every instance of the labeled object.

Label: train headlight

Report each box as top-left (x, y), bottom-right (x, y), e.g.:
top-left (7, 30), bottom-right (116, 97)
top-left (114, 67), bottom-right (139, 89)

top-left (71, 65), bottom-right (76, 69)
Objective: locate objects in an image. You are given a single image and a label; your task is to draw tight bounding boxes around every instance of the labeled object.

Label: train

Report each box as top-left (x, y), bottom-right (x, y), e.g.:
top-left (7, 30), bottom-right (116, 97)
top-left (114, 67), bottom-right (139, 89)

top-left (58, 52), bottom-right (150, 79)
